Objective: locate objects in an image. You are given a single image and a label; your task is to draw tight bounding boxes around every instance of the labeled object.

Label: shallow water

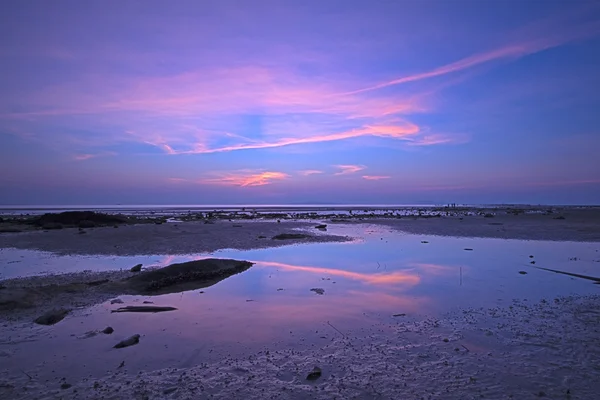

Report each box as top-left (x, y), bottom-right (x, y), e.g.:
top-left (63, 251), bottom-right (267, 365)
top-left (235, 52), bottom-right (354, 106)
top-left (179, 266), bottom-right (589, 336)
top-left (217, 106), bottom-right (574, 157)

top-left (1, 224), bottom-right (599, 383)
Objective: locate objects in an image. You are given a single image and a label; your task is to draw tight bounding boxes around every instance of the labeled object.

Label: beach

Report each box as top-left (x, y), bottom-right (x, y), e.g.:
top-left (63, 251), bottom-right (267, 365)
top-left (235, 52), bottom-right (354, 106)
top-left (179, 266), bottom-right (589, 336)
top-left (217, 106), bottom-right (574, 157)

top-left (0, 207), bottom-right (599, 399)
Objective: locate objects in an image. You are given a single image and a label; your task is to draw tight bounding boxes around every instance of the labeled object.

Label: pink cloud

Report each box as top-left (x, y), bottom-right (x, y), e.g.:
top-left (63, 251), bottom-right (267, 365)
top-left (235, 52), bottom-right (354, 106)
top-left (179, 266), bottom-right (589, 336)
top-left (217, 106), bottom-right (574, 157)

top-left (198, 170), bottom-right (289, 187)
top-left (299, 170), bottom-right (323, 176)
top-left (341, 20), bottom-right (600, 96)
top-left (404, 133), bottom-right (469, 146)
top-left (73, 151), bottom-right (116, 161)
top-left (362, 175), bottom-right (390, 180)
top-left (334, 164), bottom-right (366, 175)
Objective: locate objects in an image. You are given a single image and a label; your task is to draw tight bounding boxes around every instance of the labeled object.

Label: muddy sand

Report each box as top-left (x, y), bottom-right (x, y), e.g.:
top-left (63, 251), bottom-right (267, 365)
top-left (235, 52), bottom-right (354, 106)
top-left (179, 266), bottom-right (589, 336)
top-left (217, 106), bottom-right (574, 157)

top-left (0, 220), bottom-right (350, 256)
top-left (1, 209), bottom-right (599, 399)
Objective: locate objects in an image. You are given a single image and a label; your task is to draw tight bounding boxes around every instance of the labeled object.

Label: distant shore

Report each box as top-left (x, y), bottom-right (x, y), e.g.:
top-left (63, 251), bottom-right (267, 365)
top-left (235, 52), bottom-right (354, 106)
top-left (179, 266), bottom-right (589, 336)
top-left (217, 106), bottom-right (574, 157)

top-left (0, 206), bottom-right (599, 257)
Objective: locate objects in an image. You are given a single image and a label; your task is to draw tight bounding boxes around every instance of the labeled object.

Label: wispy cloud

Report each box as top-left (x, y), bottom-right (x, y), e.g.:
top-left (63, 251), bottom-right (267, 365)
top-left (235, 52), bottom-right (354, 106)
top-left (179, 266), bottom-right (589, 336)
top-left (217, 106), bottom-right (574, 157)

top-left (334, 164), bottom-right (366, 175)
top-left (73, 151), bottom-right (116, 161)
top-left (198, 170), bottom-right (290, 187)
top-left (362, 175), bottom-right (390, 180)
top-left (340, 20), bottom-right (600, 96)
top-left (299, 170), bottom-right (323, 176)
top-left (405, 133), bottom-right (469, 146)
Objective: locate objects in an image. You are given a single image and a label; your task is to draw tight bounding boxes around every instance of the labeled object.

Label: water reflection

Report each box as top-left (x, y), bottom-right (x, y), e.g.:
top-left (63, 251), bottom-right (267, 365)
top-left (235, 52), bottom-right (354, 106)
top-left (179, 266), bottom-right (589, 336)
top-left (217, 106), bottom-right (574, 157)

top-left (1, 224), bottom-right (599, 381)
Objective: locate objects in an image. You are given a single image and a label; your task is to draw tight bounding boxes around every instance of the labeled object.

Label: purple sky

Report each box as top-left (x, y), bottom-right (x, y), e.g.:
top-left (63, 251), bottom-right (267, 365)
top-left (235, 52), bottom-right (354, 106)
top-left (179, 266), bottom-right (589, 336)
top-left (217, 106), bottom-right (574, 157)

top-left (1, 0), bottom-right (599, 205)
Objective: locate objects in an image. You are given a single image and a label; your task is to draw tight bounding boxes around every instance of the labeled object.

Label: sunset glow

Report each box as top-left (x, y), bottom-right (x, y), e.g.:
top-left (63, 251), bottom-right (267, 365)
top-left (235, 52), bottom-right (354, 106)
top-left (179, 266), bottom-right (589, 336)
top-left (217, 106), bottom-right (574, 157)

top-left (1, 1), bottom-right (599, 205)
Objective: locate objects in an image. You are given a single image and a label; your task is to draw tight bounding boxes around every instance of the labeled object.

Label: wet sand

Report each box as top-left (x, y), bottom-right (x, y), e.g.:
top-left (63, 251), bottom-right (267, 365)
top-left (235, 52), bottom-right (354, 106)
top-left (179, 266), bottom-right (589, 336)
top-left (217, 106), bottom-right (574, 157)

top-left (1, 208), bottom-right (599, 399)
top-left (1, 294), bottom-right (598, 399)
top-left (0, 220), bottom-right (350, 256)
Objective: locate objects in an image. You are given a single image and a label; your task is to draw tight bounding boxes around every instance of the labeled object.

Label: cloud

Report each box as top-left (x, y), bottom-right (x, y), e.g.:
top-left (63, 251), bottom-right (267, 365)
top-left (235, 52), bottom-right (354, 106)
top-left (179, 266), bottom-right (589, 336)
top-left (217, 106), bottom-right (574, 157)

top-left (334, 164), bottom-right (366, 175)
top-left (340, 20), bottom-right (600, 96)
top-left (198, 170), bottom-right (289, 187)
top-left (73, 151), bottom-right (116, 161)
top-left (299, 170), bottom-right (323, 176)
top-left (404, 133), bottom-right (469, 146)
top-left (362, 175), bottom-right (390, 180)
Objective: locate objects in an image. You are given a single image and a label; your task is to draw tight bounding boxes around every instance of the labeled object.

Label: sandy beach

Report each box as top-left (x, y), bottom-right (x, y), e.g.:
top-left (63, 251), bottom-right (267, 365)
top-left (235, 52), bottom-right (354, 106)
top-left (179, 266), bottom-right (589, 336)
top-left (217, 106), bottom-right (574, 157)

top-left (0, 208), bottom-right (599, 399)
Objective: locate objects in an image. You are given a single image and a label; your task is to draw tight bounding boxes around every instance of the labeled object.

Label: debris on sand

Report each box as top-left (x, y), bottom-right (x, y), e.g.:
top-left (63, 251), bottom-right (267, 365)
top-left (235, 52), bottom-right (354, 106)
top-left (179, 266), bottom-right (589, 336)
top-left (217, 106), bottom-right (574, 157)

top-left (34, 308), bottom-right (70, 325)
top-left (315, 224), bottom-right (327, 230)
top-left (421, 240), bottom-right (429, 244)
top-left (111, 306), bottom-right (177, 313)
top-left (113, 334), bottom-right (140, 349)
top-left (310, 288), bottom-right (325, 295)
top-left (464, 248), bottom-right (473, 251)
top-left (272, 233), bottom-right (311, 240)
top-left (123, 258), bottom-right (253, 294)
top-left (393, 313), bottom-right (406, 317)
top-left (110, 298), bottom-right (124, 304)
top-left (60, 383), bottom-right (72, 390)
top-left (519, 271), bottom-right (528, 275)
top-left (130, 264), bottom-right (143, 272)
top-left (535, 267), bottom-right (600, 283)
top-left (102, 327), bottom-right (114, 334)
top-left (306, 366), bottom-right (322, 381)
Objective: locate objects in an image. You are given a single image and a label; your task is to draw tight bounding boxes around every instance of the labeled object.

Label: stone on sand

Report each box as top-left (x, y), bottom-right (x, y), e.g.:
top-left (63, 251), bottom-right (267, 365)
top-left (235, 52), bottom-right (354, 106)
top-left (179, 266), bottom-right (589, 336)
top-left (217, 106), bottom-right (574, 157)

top-left (34, 308), bottom-right (70, 325)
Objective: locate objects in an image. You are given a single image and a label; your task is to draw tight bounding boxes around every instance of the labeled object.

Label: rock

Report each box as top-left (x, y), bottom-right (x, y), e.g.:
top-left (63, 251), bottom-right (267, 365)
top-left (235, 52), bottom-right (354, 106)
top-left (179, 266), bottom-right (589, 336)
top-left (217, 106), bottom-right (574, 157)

top-left (315, 224), bottom-right (327, 229)
top-left (114, 334), bottom-right (140, 349)
top-left (42, 223), bottom-right (63, 230)
top-left (272, 233), bottom-right (311, 240)
top-left (258, 235), bottom-right (267, 239)
top-left (483, 213), bottom-right (494, 218)
top-left (421, 240), bottom-right (429, 244)
top-left (392, 313), bottom-right (406, 317)
top-left (163, 387), bottom-right (178, 395)
top-left (35, 211), bottom-right (127, 227)
top-left (519, 271), bottom-right (528, 275)
top-left (306, 366), bottom-right (322, 381)
top-left (110, 298), bottom-right (124, 304)
top-left (0, 216), bottom-right (3, 223)
top-left (310, 288), bottom-right (325, 295)
top-left (130, 264), bottom-right (143, 272)
top-left (530, 261), bottom-right (536, 264)
top-left (124, 258), bottom-right (253, 294)
top-left (60, 383), bottom-right (72, 390)
top-left (464, 248), bottom-right (473, 251)
top-left (34, 308), bottom-right (70, 325)
top-left (111, 306), bottom-right (177, 313)
top-left (102, 327), bottom-right (114, 334)
top-left (78, 220), bottom-right (95, 228)
top-left (142, 301), bottom-right (154, 304)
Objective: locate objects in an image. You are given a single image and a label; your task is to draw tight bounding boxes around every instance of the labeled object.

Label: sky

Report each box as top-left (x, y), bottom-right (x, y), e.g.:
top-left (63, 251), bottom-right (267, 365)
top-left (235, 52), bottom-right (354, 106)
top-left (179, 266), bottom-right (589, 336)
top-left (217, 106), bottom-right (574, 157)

top-left (1, 0), bottom-right (600, 206)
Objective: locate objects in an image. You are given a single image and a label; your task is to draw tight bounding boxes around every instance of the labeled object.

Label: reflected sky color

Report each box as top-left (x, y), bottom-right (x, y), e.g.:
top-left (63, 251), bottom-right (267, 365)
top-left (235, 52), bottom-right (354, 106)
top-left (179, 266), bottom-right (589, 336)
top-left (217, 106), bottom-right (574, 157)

top-left (1, 225), bottom-right (599, 380)
top-left (1, 1), bottom-right (599, 205)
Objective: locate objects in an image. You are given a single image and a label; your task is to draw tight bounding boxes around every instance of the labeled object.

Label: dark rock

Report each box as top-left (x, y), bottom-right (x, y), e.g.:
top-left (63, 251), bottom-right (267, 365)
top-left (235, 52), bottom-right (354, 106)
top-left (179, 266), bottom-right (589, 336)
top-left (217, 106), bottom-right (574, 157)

top-left (315, 224), bottom-right (327, 229)
top-left (34, 308), bottom-right (70, 325)
top-left (60, 383), bottom-right (72, 390)
top-left (464, 248), bottom-right (473, 251)
top-left (421, 241), bottom-right (429, 244)
top-left (163, 387), bottom-right (177, 395)
top-left (0, 216), bottom-right (3, 223)
top-left (78, 220), bottom-right (95, 228)
top-left (310, 288), bottom-right (325, 295)
top-left (258, 235), bottom-right (267, 239)
top-left (110, 298), bottom-right (124, 304)
top-left (519, 271), bottom-right (528, 275)
top-left (483, 213), bottom-right (494, 218)
top-left (124, 258), bottom-right (254, 294)
top-left (306, 366), bottom-right (322, 381)
top-left (114, 334), bottom-right (140, 349)
top-left (35, 211), bottom-right (127, 227)
top-left (111, 306), bottom-right (177, 313)
top-left (272, 233), bottom-right (311, 240)
top-left (392, 313), bottom-right (406, 317)
top-left (130, 264), bottom-right (143, 272)
top-left (42, 223), bottom-right (63, 230)
top-left (530, 260), bottom-right (536, 264)
top-left (102, 327), bottom-right (114, 334)
top-left (0, 228), bottom-right (22, 233)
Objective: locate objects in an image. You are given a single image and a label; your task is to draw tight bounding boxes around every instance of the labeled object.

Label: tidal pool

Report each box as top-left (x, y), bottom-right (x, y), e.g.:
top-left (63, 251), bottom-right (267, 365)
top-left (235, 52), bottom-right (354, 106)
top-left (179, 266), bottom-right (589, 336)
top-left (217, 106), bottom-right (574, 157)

top-left (1, 224), bottom-right (599, 385)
